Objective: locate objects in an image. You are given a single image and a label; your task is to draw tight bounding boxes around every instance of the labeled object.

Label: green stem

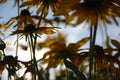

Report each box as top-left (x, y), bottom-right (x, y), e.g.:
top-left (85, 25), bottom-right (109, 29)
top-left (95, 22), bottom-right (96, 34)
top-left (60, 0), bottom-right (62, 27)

top-left (16, 0), bottom-right (20, 57)
top-left (37, 2), bottom-right (47, 28)
top-left (30, 34), bottom-right (37, 80)
top-left (28, 36), bottom-right (33, 60)
top-left (27, 35), bottom-right (34, 80)
top-left (31, 2), bottom-right (47, 80)
top-left (93, 21), bottom-right (98, 46)
top-left (2, 50), bottom-right (5, 56)
top-left (93, 18), bottom-right (98, 80)
top-left (89, 25), bottom-right (93, 80)
top-left (94, 59), bottom-right (97, 80)
top-left (89, 16), bottom-right (98, 80)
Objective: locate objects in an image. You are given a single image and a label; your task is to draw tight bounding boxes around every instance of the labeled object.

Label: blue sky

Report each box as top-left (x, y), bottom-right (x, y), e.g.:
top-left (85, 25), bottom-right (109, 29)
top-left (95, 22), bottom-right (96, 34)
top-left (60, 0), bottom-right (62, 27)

top-left (0, 0), bottom-right (120, 44)
top-left (1, 0), bottom-right (120, 80)
top-left (0, 1), bottom-right (120, 62)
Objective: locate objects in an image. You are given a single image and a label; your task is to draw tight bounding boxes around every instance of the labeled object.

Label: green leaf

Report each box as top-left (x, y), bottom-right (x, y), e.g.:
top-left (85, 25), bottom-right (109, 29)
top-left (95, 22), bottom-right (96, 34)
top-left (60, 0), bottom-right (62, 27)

top-left (64, 59), bottom-right (87, 80)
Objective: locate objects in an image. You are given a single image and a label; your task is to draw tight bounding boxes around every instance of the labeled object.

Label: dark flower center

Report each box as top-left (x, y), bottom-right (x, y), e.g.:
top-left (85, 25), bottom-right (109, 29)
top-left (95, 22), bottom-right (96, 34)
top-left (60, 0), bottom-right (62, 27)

top-left (84, 0), bottom-right (104, 7)
top-left (24, 24), bottom-right (36, 32)
top-left (59, 49), bottom-right (74, 59)
top-left (20, 9), bottom-right (31, 16)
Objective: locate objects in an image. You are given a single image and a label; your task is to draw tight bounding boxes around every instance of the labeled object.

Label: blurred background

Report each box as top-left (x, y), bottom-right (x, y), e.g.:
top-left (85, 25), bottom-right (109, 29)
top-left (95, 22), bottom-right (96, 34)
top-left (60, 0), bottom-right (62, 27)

top-left (0, 0), bottom-right (120, 80)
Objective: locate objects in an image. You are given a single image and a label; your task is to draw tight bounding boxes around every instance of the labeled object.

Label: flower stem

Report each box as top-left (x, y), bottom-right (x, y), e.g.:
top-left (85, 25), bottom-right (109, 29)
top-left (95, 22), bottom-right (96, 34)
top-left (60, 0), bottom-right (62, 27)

top-left (89, 25), bottom-right (94, 80)
top-left (89, 18), bottom-right (98, 80)
top-left (16, 0), bottom-right (20, 57)
top-left (31, 2), bottom-right (47, 80)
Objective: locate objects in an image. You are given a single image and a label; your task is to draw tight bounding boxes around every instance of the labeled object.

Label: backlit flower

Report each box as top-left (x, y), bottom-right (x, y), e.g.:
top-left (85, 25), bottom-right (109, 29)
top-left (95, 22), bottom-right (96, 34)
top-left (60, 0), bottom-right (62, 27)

top-left (11, 24), bottom-right (59, 38)
top-left (20, 0), bottom-right (62, 17)
top-left (72, 45), bottom-right (120, 78)
top-left (6, 9), bottom-right (40, 30)
top-left (55, 0), bottom-right (120, 26)
top-left (40, 33), bottom-right (89, 69)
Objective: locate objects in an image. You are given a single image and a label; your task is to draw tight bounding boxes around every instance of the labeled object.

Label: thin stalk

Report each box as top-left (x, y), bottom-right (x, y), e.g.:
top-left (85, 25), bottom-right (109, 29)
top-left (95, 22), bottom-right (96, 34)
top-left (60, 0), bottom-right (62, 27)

top-left (37, 2), bottom-right (47, 28)
top-left (65, 68), bottom-right (69, 80)
top-left (89, 25), bottom-right (93, 80)
top-left (31, 2), bottom-right (47, 80)
top-left (28, 36), bottom-right (33, 60)
top-left (16, 34), bottom-right (19, 57)
top-left (93, 20), bottom-right (98, 46)
top-left (30, 34), bottom-right (37, 80)
top-left (89, 16), bottom-right (98, 80)
top-left (93, 17), bottom-right (98, 80)
top-left (94, 59), bottom-right (97, 80)
top-left (28, 36), bottom-right (34, 80)
top-left (2, 50), bottom-right (5, 56)
top-left (16, 0), bottom-right (20, 57)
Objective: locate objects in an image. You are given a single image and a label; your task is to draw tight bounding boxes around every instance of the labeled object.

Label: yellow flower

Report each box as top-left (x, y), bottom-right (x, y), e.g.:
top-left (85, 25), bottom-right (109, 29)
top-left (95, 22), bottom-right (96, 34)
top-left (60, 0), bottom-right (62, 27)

top-left (20, 0), bottom-right (62, 17)
top-left (11, 24), bottom-right (59, 37)
top-left (55, 0), bottom-right (120, 26)
top-left (40, 33), bottom-right (89, 69)
top-left (6, 9), bottom-right (40, 30)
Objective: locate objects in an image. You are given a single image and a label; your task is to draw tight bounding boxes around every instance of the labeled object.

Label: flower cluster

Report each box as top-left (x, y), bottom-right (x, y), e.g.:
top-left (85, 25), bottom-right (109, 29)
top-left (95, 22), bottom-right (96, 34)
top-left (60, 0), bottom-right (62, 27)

top-left (55, 0), bottom-right (120, 26)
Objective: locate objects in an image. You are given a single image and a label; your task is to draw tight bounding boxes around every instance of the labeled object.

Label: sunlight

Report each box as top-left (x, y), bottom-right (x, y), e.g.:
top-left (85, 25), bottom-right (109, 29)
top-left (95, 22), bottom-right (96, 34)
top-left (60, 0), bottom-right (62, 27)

top-left (1, 0), bottom-right (120, 80)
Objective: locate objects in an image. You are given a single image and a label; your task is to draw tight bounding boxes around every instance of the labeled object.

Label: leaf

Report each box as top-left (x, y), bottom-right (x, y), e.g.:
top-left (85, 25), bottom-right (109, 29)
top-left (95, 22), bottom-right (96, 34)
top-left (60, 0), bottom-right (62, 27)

top-left (106, 36), bottom-right (111, 48)
top-left (111, 39), bottom-right (120, 50)
top-left (64, 59), bottom-right (87, 80)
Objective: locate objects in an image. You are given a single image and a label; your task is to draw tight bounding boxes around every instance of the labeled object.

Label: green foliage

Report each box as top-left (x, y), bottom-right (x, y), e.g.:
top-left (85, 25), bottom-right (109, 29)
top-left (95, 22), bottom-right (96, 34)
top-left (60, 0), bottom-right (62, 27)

top-left (64, 59), bottom-right (87, 80)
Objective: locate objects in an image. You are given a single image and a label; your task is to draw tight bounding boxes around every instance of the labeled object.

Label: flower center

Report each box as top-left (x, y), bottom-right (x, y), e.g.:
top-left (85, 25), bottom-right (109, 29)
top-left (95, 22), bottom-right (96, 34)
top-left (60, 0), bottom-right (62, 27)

top-left (24, 24), bottom-right (36, 32)
top-left (84, 0), bottom-right (104, 7)
top-left (20, 9), bottom-right (31, 16)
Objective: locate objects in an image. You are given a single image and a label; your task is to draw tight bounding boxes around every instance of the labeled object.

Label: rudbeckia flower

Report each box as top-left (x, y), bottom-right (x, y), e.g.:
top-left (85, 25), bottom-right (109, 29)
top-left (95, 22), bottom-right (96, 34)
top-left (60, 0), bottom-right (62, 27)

top-left (6, 9), bottom-right (40, 30)
top-left (72, 45), bottom-right (120, 79)
top-left (20, 0), bottom-right (62, 17)
top-left (55, 0), bottom-right (120, 26)
top-left (11, 24), bottom-right (59, 38)
top-left (40, 33), bottom-right (89, 69)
